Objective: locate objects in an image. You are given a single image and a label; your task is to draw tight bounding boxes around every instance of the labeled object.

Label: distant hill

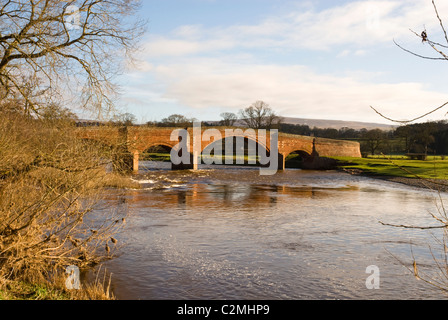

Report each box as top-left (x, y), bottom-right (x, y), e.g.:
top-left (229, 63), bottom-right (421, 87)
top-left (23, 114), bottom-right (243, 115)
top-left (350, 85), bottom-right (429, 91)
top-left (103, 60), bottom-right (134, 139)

top-left (280, 117), bottom-right (396, 131)
top-left (206, 117), bottom-right (396, 131)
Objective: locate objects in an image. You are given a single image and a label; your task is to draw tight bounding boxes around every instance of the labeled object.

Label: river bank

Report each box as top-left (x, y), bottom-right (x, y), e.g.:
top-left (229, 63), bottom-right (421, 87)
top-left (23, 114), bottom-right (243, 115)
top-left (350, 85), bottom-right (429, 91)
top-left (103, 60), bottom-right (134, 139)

top-left (341, 167), bottom-right (448, 192)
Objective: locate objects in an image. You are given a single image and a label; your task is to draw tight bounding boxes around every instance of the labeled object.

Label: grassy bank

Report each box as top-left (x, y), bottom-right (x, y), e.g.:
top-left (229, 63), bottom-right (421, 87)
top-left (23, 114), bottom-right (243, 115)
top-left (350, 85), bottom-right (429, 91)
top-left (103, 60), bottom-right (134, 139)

top-left (0, 268), bottom-right (115, 300)
top-left (333, 156), bottom-right (448, 180)
top-left (0, 281), bottom-right (71, 300)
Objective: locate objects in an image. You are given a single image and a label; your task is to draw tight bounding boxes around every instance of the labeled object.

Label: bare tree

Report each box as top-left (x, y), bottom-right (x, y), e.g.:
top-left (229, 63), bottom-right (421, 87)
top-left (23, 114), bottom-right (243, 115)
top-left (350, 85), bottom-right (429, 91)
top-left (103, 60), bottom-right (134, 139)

top-left (362, 129), bottom-right (386, 156)
top-left (112, 112), bottom-right (137, 127)
top-left (239, 101), bottom-right (282, 130)
top-left (219, 112), bottom-right (237, 126)
top-left (159, 114), bottom-right (197, 127)
top-left (0, 0), bottom-right (146, 118)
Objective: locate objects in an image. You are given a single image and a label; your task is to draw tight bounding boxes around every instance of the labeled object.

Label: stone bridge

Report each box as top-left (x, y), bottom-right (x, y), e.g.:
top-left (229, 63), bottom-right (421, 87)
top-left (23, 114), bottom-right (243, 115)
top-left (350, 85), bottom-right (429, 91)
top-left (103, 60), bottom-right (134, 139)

top-left (76, 126), bottom-right (361, 172)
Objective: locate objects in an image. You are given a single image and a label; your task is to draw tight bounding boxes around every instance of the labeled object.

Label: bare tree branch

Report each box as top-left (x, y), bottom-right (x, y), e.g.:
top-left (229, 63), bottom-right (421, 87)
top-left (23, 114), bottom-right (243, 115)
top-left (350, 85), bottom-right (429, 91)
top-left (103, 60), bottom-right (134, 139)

top-left (394, 38), bottom-right (447, 61)
top-left (379, 221), bottom-right (447, 230)
top-left (370, 101), bottom-right (448, 125)
top-left (0, 0), bottom-right (146, 118)
top-left (432, 0), bottom-right (448, 45)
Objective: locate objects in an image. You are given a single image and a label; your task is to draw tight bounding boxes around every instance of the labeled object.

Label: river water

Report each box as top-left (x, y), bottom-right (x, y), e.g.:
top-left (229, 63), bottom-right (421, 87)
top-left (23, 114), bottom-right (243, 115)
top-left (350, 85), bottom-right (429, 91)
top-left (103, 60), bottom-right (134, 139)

top-left (98, 161), bottom-right (448, 300)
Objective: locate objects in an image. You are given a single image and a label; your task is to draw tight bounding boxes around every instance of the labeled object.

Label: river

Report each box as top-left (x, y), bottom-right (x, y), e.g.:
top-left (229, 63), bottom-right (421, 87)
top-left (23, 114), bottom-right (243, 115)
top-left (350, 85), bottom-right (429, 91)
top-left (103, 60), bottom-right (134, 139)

top-left (98, 161), bottom-right (448, 300)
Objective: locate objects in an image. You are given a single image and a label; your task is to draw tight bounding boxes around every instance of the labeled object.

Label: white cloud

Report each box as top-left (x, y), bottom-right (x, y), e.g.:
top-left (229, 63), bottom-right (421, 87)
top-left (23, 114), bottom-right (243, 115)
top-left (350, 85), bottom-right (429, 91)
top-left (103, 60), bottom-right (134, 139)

top-left (123, 0), bottom-right (448, 123)
top-left (337, 50), bottom-right (351, 58)
top-left (146, 60), bottom-right (448, 122)
top-left (141, 0), bottom-right (448, 57)
top-left (354, 50), bottom-right (367, 56)
top-left (143, 38), bottom-right (203, 57)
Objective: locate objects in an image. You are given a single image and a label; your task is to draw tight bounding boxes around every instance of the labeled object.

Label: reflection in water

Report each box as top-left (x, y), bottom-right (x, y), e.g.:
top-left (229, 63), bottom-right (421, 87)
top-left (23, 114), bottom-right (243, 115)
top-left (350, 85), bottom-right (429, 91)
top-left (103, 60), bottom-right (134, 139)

top-left (100, 161), bottom-right (447, 300)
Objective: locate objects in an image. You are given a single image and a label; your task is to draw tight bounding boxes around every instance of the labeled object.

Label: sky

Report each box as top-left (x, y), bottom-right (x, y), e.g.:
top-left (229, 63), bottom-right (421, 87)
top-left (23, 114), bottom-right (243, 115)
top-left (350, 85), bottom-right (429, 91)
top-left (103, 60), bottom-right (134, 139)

top-left (113, 0), bottom-right (448, 125)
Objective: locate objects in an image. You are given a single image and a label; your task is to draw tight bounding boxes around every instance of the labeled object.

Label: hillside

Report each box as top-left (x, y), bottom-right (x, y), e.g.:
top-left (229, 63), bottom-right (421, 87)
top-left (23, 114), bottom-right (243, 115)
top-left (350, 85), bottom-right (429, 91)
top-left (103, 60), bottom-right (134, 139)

top-left (280, 117), bottom-right (396, 131)
top-left (207, 117), bottom-right (396, 131)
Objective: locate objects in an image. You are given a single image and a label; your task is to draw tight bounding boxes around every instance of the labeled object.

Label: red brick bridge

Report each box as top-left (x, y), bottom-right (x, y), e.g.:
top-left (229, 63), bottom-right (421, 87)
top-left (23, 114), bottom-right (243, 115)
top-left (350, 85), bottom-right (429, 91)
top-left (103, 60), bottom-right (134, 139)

top-left (77, 126), bottom-right (361, 172)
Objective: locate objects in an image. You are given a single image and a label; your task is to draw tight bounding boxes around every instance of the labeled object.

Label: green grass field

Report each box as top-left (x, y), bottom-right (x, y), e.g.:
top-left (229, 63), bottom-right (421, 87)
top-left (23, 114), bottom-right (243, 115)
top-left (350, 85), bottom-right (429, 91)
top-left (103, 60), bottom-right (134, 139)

top-left (333, 156), bottom-right (448, 180)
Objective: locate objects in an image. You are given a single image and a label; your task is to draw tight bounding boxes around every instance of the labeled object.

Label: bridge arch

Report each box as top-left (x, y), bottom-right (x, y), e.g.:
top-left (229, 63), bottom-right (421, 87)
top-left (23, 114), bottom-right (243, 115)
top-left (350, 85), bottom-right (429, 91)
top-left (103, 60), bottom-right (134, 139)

top-left (137, 143), bottom-right (176, 171)
top-left (285, 150), bottom-right (312, 169)
top-left (141, 143), bottom-right (174, 158)
top-left (141, 142), bottom-right (177, 153)
top-left (201, 134), bottom-right (271, 166)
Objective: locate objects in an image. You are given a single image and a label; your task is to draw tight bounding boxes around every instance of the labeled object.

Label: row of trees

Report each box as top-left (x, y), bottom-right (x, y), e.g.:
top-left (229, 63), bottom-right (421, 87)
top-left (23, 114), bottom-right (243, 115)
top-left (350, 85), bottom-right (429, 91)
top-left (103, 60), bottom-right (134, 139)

top-left (145, 101), bottom-right (282, 130)
top-left (279, 121), bottom-right (448, 156)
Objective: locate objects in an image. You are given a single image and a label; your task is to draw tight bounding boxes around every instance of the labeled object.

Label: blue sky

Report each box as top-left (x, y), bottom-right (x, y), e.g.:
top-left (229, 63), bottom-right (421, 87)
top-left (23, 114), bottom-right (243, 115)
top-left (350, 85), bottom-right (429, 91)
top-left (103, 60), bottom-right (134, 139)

top-left (114, 0), bottom-right (448, 124)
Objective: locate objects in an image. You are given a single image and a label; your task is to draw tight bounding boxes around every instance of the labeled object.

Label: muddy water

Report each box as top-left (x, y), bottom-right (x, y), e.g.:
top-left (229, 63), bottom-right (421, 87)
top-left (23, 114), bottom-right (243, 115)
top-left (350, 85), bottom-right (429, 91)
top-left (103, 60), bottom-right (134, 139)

top-left (99, 162), bottom-right (448, 300)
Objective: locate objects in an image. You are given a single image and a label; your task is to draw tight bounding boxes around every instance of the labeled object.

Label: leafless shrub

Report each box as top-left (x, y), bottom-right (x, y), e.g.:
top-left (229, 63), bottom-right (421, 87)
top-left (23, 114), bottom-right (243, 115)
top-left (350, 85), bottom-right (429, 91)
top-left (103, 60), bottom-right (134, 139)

top-left (0, 112), bottom-right (129, 289)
